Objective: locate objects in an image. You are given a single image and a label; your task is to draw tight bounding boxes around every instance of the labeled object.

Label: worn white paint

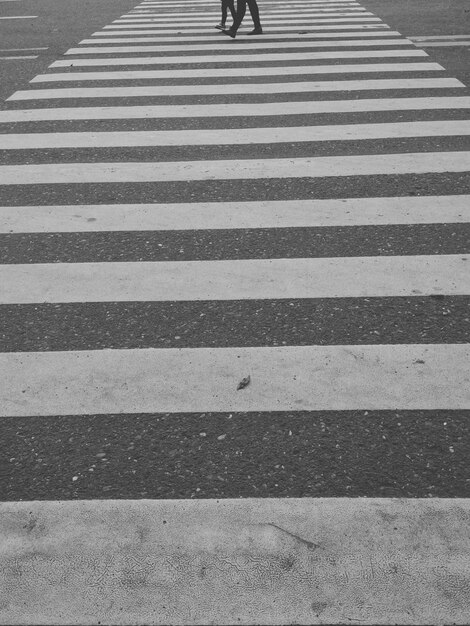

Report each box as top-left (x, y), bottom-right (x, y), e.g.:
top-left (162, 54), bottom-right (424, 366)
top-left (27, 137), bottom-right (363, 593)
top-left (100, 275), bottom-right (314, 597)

top-left (101, 23), bottom-right (390, 33)
top-left (0, 46), bottom-right (48, 51)
top-left (140, 0), bottom-right (361, 3)
top-left (3, 96), bottom-right (469, 122)
top-left (0, 55), bottom-right (37, 60)
top-left (32, 62), bottom-right (443, 83)
top-left (113, 12), bottom-right (375, 22)
top-left (128, 7), bottom-right (366, 14)
top-left (1, 343), bottom-right (470, 415)
top-left (1, 196), bottom-right (468, 233)
top-left (413, 41), bottom-right (470, 47)
top-left (11, 78), bottom-right (459, 100)
top-left (78, 35), bottom-right (408, 47)
top-left (2, 119), bottom-right (463, 150)
top-left (108, 18), bottom-right (383, 27)
top-left (52, 48), bottom-right (424, 67)
top-left (1, 151), bottom-right (469, 184)
top-left (1, 255), bottom-right (469, 304)
top-left (87, 30), bottom-right (400, 40)
top-left (411, 34), bottom-right (470, 40)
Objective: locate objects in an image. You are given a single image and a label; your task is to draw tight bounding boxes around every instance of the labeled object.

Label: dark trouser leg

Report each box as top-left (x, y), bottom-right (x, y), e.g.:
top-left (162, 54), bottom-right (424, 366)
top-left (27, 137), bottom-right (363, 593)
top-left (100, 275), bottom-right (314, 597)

top-left (226, 0), bottom-right (236, 20)
top-left (221, 0), bottom-right (235, 23)
top-left (221, 0), bottom-right (227, 23)
top-left (231, 0), bottom-right (247, 32)
top-left (246, 0), bottom-right (261, 29)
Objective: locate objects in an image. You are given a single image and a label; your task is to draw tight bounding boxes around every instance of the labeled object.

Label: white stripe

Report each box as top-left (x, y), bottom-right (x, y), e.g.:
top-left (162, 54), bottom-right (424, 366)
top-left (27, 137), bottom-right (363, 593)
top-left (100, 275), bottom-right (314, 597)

top-left (0, 55), bottom-right (37, 59)
top-left (2, 120), bottom-right (462, 150)
top-left (114, 12), bottom-right (375, 21)
top-left (86, 31), bottom-right (403, 41)
top-left (2, 254), bottom-right (468, 304)
top-left (98, 25), bottom-right (392, 33)
top-left (33, 63), bottom-right (442, 83)
top-left (128, 7), bottom-right (367, 14)
top-left (8, 78), bottom-right (462, 100)
top-left (0, 46), bottom-right (48, 51)
top-left (131, 3), bottom-right (363, 8)
top-left (2, 96), bottom-right (470, 123)
top-left (140, 0), bottom-right (362, 3)
top-left (0, 14), bottom-right (36, 18)
top-left (106, 18), bottom-right (384, 27)
top-left (51, 49), bottom-right (428, 66)
top-left (414, 41), bottom-right (470, 47)
top-left (139, 0), bottom-right (361, 4)
top-left (139, 0), bottom-right (363, 3)
top-left (121, 9), bottom-right (370, 16)
top-left (411, 34), bottom-right (470, 40)
top-left (1, 342), bottom-right (469, 415)
top-left (116, 14), bottom-right (373, 20)
top-left (1, 499), bottom-right (469, 624)
top-left (1, 151), bottom-right (468, 184)
top-left (132, 3), bottom-right (364, 9)
top-left (2, 195), bottom-right (468, 234)
top-left (74, 38), bottom-right (413, 51)
top-left (140, 0), bottom-right (362, 5)
top-left (69, 39), bottom-right (413, 53)
top-left (102, 24), bottom-right (389, 33)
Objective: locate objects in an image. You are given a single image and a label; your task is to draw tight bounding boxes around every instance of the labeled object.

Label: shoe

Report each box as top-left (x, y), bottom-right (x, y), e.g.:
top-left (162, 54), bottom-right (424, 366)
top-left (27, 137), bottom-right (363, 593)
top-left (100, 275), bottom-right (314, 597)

top-left (247, 27), bottom-right (263, 35)
top-left (215, 23), bottom-right (225, 30)
top-left (222, 28), bottom-right (236, 38)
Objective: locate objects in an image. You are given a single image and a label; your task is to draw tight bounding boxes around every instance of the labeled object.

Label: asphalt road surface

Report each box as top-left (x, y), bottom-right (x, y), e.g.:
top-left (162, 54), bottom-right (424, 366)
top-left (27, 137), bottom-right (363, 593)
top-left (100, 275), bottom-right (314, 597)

top-left (0, 0), bottom-right (469, 622)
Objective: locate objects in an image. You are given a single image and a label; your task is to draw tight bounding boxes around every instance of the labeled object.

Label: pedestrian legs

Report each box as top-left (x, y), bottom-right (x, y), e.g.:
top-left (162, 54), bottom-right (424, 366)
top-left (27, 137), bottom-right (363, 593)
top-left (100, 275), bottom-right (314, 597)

top-left (223, 0), bottom-right (262, 36)
top-left (216, 0), bottom-right (236, 29)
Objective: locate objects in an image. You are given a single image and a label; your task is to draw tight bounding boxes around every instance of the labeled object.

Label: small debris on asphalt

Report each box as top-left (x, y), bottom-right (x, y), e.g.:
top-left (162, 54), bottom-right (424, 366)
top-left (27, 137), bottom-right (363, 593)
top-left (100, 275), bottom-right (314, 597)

top-left (237, 375), bottom-right (251, 390)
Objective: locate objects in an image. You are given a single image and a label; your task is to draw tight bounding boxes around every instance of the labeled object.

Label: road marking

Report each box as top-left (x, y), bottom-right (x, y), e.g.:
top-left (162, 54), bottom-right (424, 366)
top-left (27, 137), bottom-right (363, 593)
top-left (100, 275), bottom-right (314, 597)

top-left (2, 96), bottom-right (470, 122)
top-left (98, 25), bottom-right (392, 33)
top-left (107, 18), bottom-right (383, 28)
top-left (0, 55), bottom-right (37, 60)
top-left (114, 12), bottom-right (375, 21)
top-left (33, 63), bottom-right (443, 82)
top-left (411, 34), bottom-right (470, 40)
top-left (86, 30), bottom-right (403, 40)
top-left (50, 49), bottom-right (428, 66)
top-left (123, 8), bottom-right (369, 15)
top-left (132, 2), bottom-right (363, 7)
top-left (139, 0), bottom-right (361, 4)
top-left (413, 41), bottom-right (470, 47)
top-left (2, 342), bottom-right (470, 415)
top-left (1, 195), bottom-right (468, 233)
top-left (0, 14), bottom-right (36, 18)
top-left (128, 7), bottom-right (366, 14)
top-left (0, 47), bottom-right (48, 51)
top-left (2, 120), bottom-right (463, 150)
top-left (140, 0), bottom-right (362, 3)
top-left (74, 38), bottom-right (413, 51)
top-left (1, 151), bottom-right (468, 184)
top-left (2, 254), bottom-right (469, 304)
top-left (8, 77), bottom-right (463, 100)
top-left (1, 499), bottom-right (469, 623)
top-left (140, 0), bottom-right (363, 4)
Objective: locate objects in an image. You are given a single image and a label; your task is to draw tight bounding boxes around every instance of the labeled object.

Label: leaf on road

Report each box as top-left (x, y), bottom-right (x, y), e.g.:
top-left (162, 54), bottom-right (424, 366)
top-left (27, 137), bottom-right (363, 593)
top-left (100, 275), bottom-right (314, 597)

top-left (237, 375), bottom-right (251, 390)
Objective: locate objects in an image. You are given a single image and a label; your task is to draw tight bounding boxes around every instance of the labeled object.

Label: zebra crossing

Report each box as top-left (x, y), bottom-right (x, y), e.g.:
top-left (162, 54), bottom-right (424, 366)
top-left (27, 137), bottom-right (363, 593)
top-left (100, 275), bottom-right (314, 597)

top-left (1, 0), bottom-right (470, 622)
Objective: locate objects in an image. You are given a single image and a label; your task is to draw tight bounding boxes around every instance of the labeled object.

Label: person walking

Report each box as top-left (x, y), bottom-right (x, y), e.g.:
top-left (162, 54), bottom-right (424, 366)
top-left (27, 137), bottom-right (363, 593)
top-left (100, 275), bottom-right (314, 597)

top-left (222, 0), bottom-right (262, 38)
top-left (215, 0), bottom-right (236, 30)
